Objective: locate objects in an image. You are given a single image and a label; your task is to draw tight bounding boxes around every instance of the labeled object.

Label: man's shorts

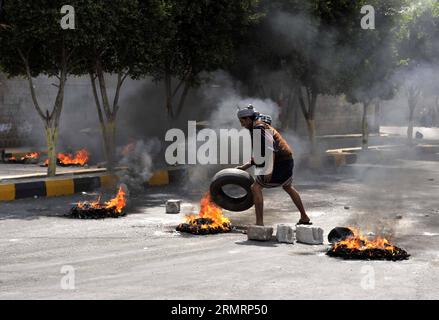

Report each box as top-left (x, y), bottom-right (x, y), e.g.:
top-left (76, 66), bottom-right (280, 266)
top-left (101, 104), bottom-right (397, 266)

top-left (256, 158), bottom-right (294, 189)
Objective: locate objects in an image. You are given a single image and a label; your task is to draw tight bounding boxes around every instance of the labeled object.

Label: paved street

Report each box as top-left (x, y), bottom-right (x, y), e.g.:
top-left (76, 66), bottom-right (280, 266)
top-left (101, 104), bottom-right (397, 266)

top-left (1, 160), bottom-right (439, 299)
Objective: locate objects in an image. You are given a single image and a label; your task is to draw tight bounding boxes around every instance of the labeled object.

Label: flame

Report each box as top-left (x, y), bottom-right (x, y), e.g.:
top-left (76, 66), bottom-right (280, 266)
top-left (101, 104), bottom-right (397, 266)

top-left (184, 193), bottom-right (230, 230)
top-left (7, 152), bottom-right (40, 162)
top-left (334, 228), bottom-right (395, 252)
top-left (104, 187), bottom-right (127, 214)
top-left (58, 149), bottom-right (89, 166)
top-left (44, 149), bottom-right (89, 166)
top-left (23, 152), bottom-right (40, 160)
top-left (77, 195), bottom-right (101, 210)
top-left (76, 187), bottom-right (126, 214)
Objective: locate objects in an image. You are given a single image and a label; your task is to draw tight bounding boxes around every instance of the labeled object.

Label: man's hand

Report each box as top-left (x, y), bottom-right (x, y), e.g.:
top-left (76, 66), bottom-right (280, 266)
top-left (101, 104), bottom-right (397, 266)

top-left (236, 162), bottom-right (252, 171)
top-left (263, 174), bottom-right (272, 183)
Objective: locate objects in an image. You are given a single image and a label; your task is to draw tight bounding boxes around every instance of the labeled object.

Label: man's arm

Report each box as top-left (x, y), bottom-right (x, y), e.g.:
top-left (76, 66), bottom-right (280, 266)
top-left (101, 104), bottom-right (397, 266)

top-left (236, 161), bottom-right (253, 171)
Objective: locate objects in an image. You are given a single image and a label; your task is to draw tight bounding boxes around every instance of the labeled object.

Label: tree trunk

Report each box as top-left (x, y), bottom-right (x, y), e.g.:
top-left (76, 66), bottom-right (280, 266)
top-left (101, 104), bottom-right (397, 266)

top-left (374, 101), bottom-right (381, 133)
top-left (298, 86), bottom-right (318, 155)
top-left (90, 68), bottom-right (127, 173)
top-left (293, 96), bottom-right (299, 131)
top-left (165, 70), bottom-right (173, 118)
top-left (362, 102), bottom-right (369, 150)
top-left (305, 118), bottom-right (317, 154)
top-left (406, 86), bottom-right (420, 146)
top-left (45, 125), bottom-right (58, 177)
top-left (407, 105), bottom-right (415, 146)
top-left (175, 82), bottom-right (190, 118)
top-left (103, 120), bottom-right (116, 171)
top-left (19, 48), bottom-right (67, 177)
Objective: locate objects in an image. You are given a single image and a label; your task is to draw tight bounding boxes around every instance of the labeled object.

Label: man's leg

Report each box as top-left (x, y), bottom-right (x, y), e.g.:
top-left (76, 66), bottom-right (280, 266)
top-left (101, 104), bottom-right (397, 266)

top-left (283, 184), bottom-right (310, 223)
top-left (251, 182), bottom-right (264, 226)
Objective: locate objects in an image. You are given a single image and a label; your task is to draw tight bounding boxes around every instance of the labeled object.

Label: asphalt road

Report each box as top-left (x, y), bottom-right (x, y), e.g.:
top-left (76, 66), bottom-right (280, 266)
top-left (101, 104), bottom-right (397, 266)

top-left (1, 159), bottom-right (439, 299)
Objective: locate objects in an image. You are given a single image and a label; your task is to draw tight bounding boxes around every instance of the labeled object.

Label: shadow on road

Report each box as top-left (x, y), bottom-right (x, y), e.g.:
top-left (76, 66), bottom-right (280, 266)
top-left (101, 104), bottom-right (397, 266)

top-left (235, 239), bottom-right (280, 248)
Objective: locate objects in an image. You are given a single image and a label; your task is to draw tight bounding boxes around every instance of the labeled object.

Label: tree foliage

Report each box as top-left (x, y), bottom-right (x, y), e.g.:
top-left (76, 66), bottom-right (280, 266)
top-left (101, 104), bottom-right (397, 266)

top-left (0, 0), bottom-right (81, 176)
top-left (72, 0), bottom-right (159, 170)
top-left (145, 0), bottom-right (261, 118)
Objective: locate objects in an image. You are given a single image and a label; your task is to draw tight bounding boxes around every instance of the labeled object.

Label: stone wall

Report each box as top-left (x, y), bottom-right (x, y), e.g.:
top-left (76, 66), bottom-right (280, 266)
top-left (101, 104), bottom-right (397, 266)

top-left (281, 95), bottom-right (378, 137)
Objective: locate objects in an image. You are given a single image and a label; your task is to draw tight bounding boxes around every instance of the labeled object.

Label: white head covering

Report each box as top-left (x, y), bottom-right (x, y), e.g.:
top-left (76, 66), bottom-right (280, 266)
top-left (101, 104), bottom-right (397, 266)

top-left (237, 104), bottom-right (258, 119)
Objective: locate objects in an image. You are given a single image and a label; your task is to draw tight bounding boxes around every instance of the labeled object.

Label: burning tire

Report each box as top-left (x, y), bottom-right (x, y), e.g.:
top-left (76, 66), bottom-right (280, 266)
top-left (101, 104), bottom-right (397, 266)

top-left (328, 227), bottom-right (354, 244)
top-left (209, 168), bottom-right (255, 212)
top-left (327, 227), bottom-right (410, 261)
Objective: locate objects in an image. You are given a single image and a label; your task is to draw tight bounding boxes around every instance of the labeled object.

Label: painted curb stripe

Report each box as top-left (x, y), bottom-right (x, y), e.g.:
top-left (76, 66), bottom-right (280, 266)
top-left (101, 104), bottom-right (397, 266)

top-left (15, 181), bottom-right (46, 199)
top-left (0, 184), bottom-right (15, 201)
top-left (167, 169), bottom-right (186, 184)
top-left (326, 153), bottom-right (357, 167)
top-left (100, 175), bottom-right (119, 189)
top-left (73, 177), bottom-right (101, 193)
top-left (46, 179), bottom-right (75, 197)
top-left (148, 170), bottom-right (170, 186)
top-left (0, 169), bottom-right (187, 201)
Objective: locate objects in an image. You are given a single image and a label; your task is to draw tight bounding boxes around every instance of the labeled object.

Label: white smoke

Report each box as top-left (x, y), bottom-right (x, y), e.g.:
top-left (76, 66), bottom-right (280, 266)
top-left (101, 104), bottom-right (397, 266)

top-left (202, 71), bottom-right (280, 129)
top-left (117, 138), bottom-right (162, 193)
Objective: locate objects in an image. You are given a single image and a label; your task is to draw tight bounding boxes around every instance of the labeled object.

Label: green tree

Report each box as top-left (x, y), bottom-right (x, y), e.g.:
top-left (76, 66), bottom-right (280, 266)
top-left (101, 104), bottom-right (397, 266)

top-left (231, 0), bottom-right (392, 154)
top-left (0, 1), bottom-right (80, 176)
top-left (396, 0), bottom-right (439, 145)
top-left (340, 0), bottom-right (406, 150)
top-left (145, 0), bottom-right (260, 119)
top-left (73, 0), bottom-right (158, 171)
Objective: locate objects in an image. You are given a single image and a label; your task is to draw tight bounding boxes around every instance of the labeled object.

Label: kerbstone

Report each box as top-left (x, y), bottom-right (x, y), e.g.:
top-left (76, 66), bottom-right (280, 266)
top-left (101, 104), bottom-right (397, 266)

top-left (296, 225), bottom-right (324, 245)
top-left (247, 226), bottom-right (273, 241)
top-left (166, 200), bottom-right (181, 214)
top-left (276, 224), bottom-right (295, 244)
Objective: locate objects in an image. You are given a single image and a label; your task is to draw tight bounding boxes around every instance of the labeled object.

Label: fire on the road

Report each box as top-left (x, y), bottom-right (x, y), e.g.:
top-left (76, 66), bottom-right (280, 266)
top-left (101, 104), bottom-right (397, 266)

top-left (69, 187), bottom-right (127, 219)
top-left (44, 149), bottom-right (89, 166)
top-left (177, 193), bottom-right (231, 235)
top-left (327, 227), bottom-right (410, 261)
top-left (6, 152), bottom-right (40, 163)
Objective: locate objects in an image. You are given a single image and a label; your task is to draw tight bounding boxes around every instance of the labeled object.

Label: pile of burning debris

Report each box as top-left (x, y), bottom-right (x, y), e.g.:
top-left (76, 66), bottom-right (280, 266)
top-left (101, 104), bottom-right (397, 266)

top-left (44, 149), bottom-right (89, 167)
top-left (4, 149), bottom-right (90, 167)
top-left (5, 152), bottom-right (40, 164)
top-left (327, 227), bottom-right (410, 261)
top-left (176, 193), bottom-right (231, 235)
top-left (69, 187), bottom-right (127, 219)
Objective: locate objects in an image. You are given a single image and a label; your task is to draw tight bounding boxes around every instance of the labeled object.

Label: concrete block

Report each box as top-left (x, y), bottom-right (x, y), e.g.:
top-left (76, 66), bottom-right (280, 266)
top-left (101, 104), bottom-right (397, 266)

top-left (166, 200), bottom-right (181, 214)
top-left (296, 225), bottom-right (324, 245)
top-left (247, 225), bottom-right (273, 241)
top-left (276, 224), bottom-right (295, 244)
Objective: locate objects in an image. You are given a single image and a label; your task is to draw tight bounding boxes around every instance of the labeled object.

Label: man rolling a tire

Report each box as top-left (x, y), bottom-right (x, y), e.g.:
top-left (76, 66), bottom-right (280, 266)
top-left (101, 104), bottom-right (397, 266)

top-left (236, 104), bottom-right (311, 227)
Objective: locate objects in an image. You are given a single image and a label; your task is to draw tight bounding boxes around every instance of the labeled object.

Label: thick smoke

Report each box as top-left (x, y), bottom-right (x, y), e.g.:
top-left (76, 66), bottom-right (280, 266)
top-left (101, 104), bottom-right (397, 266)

top-left (250, 4), bottom-right (439, 239)
top-left (203, 71), bottom-right (280, 129)
top-left (117, 138), bottom-right (162, 194)
top-left (382, 63), bottom-right (439, 127)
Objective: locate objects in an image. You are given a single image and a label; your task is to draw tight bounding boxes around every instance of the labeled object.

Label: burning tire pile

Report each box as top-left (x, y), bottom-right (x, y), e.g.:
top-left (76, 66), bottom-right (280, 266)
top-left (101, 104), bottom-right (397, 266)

top-left (5, 152), bottom-right (40, 164)
top-left (176, 193), bottom-right (232, 235)
top-left (69, 187), bottom-right (127, 219)
top-left (327, 227), bottom-right (410, 261)
top-left (177, 218), bottom-right (232, 235)
top-left (44, 149), bottom-right (89, 167)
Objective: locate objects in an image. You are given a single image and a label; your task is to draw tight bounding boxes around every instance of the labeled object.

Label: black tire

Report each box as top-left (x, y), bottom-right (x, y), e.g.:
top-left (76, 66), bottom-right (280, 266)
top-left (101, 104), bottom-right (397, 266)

top-left (328, 227), bottom-right (354, 244)
top-left (209, 168), bottom-right (255, 212)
